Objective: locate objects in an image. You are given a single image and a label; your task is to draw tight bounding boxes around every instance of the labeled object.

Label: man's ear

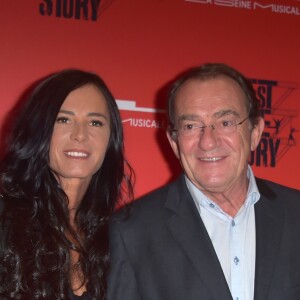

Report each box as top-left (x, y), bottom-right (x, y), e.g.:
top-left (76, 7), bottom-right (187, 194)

top-left (166, 130), bottom-right (180, 159)
top-left (251, 117), bottom-right (265, 151)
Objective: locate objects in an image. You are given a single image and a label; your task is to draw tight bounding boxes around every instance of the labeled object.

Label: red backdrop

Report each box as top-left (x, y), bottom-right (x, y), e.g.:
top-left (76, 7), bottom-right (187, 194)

top-left (1, 0), bottom-right (299, 197)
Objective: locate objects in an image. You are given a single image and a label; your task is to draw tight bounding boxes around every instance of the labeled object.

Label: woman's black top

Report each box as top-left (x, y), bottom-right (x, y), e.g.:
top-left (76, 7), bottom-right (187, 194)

top-left (68, 290), bottom-right (91, 300)
top-left (0, 198), bottom-right (92, 300)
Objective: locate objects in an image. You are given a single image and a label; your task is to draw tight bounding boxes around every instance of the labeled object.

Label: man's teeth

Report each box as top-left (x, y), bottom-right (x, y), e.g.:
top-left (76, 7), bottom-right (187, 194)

top-left (201, 157), bottom-right (221, 161)
top-left (65, 151), bottom-right (88, 157)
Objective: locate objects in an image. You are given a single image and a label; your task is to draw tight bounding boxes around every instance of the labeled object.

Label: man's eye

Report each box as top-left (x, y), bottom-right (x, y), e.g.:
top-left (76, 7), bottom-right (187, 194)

top-left (183, 124), bottom-right (195, 130)
top-left (56, 117), bottom-right (69, 123)
top-left (221, 120), bottom-right (234, 127)
top-left (90, 120), bottom-right (104, 127)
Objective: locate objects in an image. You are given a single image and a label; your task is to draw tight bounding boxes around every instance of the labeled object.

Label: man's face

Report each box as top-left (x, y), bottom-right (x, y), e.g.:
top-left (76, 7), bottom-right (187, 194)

top-left (167, 77), bottom-right (264, 195)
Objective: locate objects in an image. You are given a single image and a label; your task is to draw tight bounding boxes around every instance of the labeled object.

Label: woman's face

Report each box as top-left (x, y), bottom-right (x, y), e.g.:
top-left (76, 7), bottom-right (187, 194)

top-left (49, 84), bottom-right (111, 187)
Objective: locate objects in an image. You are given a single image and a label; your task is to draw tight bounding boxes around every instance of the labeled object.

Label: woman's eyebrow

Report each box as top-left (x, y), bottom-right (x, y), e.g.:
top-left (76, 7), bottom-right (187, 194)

top-left (58, 109), bottom-right (74, 115)
top-left (87, 112), bottom-right (108, 119)
top-left (58, 110), bottom-right (108, 120)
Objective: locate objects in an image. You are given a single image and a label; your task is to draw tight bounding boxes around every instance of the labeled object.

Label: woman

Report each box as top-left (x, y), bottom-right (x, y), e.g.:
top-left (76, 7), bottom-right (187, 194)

top-left (0, 69), bottom-right (134, 299)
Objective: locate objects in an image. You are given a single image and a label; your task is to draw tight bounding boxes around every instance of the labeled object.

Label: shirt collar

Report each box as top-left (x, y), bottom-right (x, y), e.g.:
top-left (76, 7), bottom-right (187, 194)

top-left (185, 165), bottom-right (260, 213)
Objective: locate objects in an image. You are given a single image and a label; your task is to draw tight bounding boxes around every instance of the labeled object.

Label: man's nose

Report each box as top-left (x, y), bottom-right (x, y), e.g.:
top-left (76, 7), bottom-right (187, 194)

top-left (197, 125), bottom-right (218, 150)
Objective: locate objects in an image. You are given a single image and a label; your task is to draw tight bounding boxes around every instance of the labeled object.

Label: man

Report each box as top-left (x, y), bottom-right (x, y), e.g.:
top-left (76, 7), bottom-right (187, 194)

top-left (107, 63), bottom-right (300, 300)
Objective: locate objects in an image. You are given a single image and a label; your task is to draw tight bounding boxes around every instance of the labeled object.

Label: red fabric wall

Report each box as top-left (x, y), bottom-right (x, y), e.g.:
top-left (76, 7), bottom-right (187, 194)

top-left (1, 0), bottom-right (299, 197)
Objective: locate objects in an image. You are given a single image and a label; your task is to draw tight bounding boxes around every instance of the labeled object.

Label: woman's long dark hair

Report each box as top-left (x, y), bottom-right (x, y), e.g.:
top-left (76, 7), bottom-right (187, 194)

top-left (0, 69), bottom-right (134, 299)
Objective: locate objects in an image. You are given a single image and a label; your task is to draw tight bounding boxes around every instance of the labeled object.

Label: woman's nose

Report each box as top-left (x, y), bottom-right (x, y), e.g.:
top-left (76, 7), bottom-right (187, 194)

top-left (70, 123), bottom-right (88, 142)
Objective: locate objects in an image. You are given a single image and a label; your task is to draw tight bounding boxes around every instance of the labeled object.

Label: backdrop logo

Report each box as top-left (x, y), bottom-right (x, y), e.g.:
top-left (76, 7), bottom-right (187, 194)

top-left (39, 0), bottom-right (101, 21)
top-left (117, 100), bottom-right (167, 129)
top-left (250, 79), bottom-right (299, 167)
top-left (122, 118), bottom-right (165, 129)
top-left (185, 0), bottom-right (300, 16)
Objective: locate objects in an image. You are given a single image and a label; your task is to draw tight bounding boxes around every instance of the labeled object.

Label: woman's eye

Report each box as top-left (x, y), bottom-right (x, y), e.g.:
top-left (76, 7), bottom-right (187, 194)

top-left (56, 117), bottom-right (69, 123)
top-left (90, 120), bottom-right (104, 127)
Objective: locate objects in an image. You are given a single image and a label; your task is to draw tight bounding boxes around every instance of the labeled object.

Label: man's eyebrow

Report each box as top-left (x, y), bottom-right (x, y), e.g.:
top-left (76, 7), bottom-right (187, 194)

top-left (178, 114), bottom-right (200, 122)
top-left (214, 110), bottom-right (240, 118)
top-left (178, 110), bottom-right (240, 121)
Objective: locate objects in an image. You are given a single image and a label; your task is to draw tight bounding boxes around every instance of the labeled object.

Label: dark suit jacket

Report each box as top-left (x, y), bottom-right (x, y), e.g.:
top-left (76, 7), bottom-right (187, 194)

top-left (107, 176), bottom-right (300, 300)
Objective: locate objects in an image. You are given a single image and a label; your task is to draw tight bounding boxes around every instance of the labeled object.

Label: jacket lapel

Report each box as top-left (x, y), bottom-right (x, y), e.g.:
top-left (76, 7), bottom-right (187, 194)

top-left (254, 179), bottom-right (284, 300)
top-left (165, 176), bottom-right (232, 300)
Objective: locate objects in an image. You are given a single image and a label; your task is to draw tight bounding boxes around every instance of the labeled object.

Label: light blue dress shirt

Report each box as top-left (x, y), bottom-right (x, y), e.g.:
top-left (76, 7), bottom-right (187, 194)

top-left (185, 166), bottom-right (260, 300)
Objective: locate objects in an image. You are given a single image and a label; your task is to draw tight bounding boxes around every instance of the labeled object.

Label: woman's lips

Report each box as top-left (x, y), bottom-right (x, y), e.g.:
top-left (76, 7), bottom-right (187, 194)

top-left (63, 150), bottom-right (89, 158)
